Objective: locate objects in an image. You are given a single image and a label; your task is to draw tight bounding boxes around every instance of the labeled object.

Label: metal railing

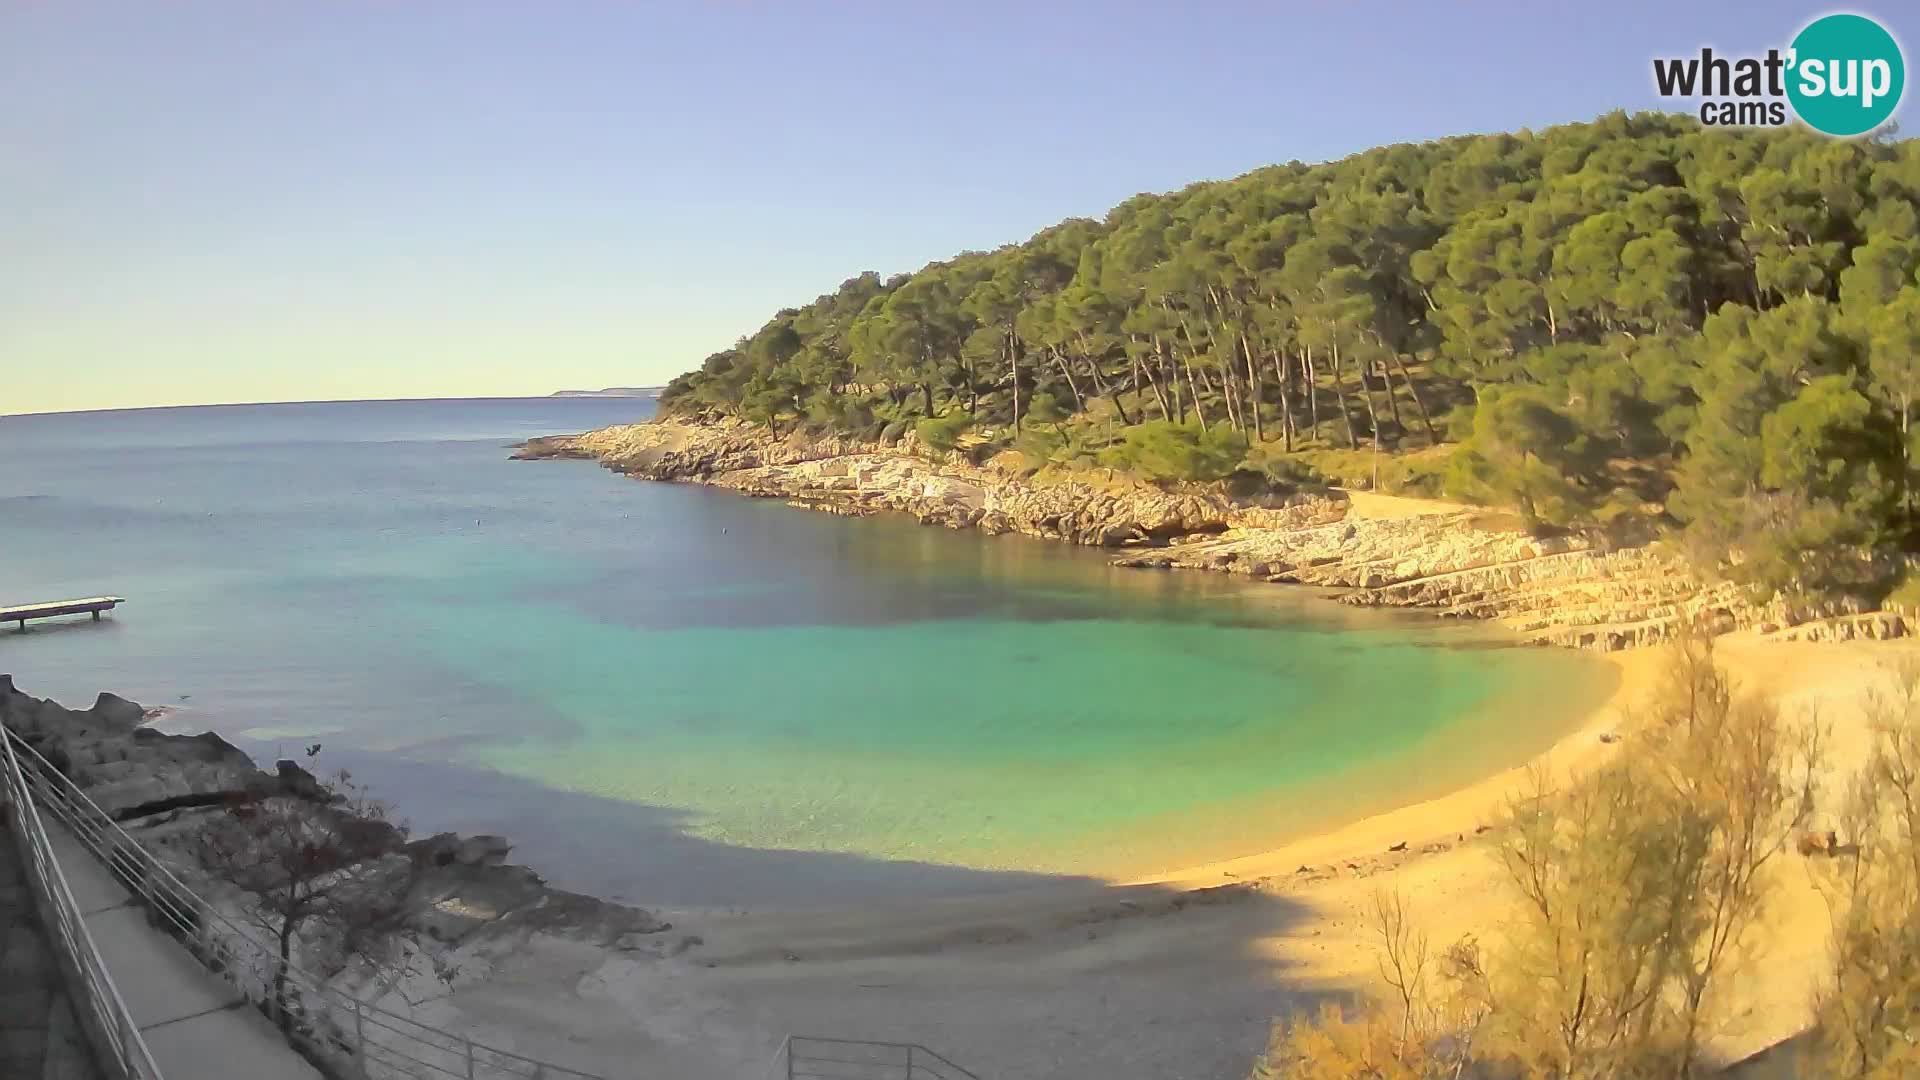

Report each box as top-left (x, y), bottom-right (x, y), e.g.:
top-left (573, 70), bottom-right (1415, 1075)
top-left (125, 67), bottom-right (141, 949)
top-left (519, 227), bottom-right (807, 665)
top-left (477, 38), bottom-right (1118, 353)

top-left (3, 726), bottom-right (605, 1080)
top-left (779, 1037), bottom-right (979, 1080)
top-left (0, 724), bottom-right (165, 1080)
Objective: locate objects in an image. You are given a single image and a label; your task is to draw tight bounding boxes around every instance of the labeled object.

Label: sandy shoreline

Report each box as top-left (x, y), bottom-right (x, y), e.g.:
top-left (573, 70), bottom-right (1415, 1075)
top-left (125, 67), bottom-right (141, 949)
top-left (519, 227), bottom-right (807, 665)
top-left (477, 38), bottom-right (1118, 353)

top-left (660, 641), bottom-right (1650, 950)
top-left (1129, 645), bottom-right (1653, 891)
top-left (572, 635), bottom-right (1881, 1074)
top-left (410, 633), bottom-right (1892, 1080)
top-left (1084, 490), bottom-right (1657, 890)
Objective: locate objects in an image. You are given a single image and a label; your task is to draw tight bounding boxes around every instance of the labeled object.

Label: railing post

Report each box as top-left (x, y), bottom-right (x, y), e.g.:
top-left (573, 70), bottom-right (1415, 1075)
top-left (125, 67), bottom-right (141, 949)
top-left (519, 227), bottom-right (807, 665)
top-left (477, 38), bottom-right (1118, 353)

top-left (785, 1036), bottom-right (795, 1080)
top-left (466, 1037), bottom-right (477, 1079)
top-left (354, 999), bottom-right (367, 1075)
top-left (906, 1043), bottom-right (914, 1079)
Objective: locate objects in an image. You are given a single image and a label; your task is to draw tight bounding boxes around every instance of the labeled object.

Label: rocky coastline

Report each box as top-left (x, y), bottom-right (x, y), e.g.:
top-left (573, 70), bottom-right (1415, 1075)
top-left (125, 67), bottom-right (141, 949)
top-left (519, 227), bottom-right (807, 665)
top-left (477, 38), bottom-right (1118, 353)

top-left (515, 416), bottom-right (1909, 651)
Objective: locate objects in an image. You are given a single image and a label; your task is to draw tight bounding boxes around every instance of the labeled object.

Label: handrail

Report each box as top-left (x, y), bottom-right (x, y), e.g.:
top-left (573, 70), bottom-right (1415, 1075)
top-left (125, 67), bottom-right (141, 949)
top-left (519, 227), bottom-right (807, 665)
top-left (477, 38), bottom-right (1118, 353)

top-left (783, 1035), bottom-right (980, 1080)
top-left (3, 726), bottom-right (607, 1080)
top-left (0, 725), bottom-right (166, 1080)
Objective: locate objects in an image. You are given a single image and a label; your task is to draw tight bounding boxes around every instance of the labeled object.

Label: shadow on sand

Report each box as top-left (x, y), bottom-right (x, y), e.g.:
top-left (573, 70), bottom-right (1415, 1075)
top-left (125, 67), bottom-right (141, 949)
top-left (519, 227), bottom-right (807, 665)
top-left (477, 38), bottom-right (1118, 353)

top-left (0, 668), bottom-right (1339, 1080)
top-left (237, 742), bottom-right (1339, 1080)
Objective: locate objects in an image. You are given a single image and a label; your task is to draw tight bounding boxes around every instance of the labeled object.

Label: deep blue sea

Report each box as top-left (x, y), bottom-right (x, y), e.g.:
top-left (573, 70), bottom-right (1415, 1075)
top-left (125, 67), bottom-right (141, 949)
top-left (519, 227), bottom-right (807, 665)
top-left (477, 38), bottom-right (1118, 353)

top-left (0, 398), bottom-right (1610, 907)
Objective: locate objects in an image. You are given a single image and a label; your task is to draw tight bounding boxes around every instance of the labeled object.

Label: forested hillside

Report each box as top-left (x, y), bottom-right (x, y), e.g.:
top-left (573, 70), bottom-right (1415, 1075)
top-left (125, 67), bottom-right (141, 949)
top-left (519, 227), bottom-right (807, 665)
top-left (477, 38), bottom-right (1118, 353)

top-left (659, 112), bottom-right (1920, 600)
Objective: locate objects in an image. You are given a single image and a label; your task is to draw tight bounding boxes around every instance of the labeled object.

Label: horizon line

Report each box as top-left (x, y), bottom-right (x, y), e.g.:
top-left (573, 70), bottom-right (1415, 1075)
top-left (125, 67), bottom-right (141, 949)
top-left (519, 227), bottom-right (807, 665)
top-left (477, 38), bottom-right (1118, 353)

top-left (0, 391), bottom-right (664, 421)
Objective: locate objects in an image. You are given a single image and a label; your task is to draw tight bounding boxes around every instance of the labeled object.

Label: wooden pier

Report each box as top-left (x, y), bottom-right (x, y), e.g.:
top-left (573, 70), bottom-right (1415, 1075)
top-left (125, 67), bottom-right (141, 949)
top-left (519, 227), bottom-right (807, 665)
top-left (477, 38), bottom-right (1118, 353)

top-left (3, 597), bottom-right (126, 630)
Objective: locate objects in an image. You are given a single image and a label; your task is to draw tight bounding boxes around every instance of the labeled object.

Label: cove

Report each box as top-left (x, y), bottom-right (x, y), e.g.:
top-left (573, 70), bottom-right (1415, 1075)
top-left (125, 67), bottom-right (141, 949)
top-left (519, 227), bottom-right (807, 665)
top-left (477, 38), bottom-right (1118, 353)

top-left (0, 398), bottom-right (1612, 903)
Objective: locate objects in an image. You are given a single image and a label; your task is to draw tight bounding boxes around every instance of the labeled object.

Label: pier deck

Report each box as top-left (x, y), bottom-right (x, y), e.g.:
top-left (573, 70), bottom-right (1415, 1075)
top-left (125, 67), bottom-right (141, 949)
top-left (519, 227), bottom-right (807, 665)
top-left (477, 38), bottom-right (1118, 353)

top-left (2, 598), bottom-right (125, 630)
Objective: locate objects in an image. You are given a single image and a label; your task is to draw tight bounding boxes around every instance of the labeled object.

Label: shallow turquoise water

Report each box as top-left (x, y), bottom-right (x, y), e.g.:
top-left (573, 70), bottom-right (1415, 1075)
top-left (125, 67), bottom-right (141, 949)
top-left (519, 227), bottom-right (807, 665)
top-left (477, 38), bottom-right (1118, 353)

top-left (0, 399), bottom-right (1611, 902)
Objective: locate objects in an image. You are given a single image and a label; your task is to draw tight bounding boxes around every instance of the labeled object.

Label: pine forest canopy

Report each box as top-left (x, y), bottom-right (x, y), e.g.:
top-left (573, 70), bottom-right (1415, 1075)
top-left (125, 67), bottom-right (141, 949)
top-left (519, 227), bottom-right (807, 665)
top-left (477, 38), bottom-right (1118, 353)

top-left (658, 112), bottom-right (1920, 602)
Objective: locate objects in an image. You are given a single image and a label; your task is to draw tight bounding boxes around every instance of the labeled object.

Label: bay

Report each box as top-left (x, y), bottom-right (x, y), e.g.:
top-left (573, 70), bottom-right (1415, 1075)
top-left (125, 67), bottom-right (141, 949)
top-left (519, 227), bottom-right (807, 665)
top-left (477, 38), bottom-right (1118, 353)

top-left (0, 398), bottom-right (1611, 906)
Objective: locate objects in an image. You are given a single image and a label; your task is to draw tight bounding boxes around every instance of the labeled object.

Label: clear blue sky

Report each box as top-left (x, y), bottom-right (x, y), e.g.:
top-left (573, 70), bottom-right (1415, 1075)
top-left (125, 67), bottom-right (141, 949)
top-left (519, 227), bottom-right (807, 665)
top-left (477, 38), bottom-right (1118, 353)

top-left (3, 1), bottom-right (1912, 414)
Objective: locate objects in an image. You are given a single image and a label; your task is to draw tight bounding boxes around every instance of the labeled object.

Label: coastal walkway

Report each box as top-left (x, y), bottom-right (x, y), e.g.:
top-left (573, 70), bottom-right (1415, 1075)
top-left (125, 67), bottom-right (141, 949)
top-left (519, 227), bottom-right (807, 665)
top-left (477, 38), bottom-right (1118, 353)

top-left (0, 827), bottom-right (101, 1080)
top-left (2, 724), bottom-right (318, 1080)
top-left (5, 724), bottom-right (612, 1080)
top-left (46, 825), bottom-right (325, 1080)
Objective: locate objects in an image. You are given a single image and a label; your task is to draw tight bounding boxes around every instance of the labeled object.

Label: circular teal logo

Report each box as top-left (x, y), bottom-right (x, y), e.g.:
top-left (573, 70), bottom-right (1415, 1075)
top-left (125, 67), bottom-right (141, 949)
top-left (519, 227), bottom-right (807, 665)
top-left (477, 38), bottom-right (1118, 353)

top-left (1788, 13), bottom-right (1905, 136)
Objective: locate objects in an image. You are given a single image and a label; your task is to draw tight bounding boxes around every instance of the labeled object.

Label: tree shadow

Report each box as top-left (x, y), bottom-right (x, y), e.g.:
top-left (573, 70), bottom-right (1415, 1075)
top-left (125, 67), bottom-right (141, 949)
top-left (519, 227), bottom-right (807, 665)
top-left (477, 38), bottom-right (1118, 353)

top-left (246, 741), bottom-right (1104, 910)
top-left (237, 740), bottom-right (1341, 1080)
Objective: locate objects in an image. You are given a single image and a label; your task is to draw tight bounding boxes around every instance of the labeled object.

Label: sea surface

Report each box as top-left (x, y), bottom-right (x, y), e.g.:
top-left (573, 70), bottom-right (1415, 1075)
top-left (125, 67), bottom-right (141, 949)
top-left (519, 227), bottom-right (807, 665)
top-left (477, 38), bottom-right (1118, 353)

top-left (0, 398), bottom-right (1612, 907)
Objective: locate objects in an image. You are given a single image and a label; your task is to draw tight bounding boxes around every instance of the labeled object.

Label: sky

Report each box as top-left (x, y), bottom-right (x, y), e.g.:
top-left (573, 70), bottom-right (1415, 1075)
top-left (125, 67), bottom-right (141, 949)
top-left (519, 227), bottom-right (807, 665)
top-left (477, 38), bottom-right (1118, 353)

top-left (3, 1), bottom-right (1914, 415)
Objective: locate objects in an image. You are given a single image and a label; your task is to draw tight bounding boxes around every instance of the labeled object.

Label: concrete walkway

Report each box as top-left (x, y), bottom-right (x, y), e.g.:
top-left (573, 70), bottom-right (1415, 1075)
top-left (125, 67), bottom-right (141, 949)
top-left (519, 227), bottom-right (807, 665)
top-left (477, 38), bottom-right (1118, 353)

top-left (0, 829), bottom-right (99, 1080)
top-left (46, 825), bottom-right (324, 1080)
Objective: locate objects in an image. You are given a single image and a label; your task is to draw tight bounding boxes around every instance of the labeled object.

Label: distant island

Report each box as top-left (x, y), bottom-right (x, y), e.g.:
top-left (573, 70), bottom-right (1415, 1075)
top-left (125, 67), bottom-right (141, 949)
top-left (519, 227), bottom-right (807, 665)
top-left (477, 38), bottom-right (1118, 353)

top-left (549, 387), bottom-right (663, 398)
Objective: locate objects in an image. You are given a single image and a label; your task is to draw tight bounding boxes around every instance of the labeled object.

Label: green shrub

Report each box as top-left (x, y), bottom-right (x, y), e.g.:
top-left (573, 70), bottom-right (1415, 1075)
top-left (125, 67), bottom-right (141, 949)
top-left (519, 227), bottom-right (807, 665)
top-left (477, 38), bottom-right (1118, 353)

top-left (1393, 454), bottom-right (1450, 497)
top-left (1014, 427), bottom-right (1067, 469)
top-left (1886, 568), bottom-right (1920, 611)
top-left (915, 412), bottom-right (972, 454)
top-left (1244, 448), bottom-right (1331, 490)
top-left (1277, 446), bottom-right (1455, 495)
top-left (1100, 421), bottom-right (1248, 483)
top-left (1023, 390), bottom-right (1069, 429)
top-left (806, 395), bottom-right (874, 432)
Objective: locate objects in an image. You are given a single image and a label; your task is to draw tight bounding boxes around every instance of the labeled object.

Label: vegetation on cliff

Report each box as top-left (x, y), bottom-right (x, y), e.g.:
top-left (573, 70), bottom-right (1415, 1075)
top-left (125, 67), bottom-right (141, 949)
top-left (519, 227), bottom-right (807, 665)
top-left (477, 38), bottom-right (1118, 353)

top-left (658, 113), bottom-right (1920, 602)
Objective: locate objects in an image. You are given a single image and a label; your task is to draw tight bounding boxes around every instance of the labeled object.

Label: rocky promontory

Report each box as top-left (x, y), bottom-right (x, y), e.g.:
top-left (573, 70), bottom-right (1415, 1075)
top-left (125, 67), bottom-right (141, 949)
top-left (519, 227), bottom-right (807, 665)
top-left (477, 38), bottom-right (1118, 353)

top-left (516, 416), bottom-right (1910, 650)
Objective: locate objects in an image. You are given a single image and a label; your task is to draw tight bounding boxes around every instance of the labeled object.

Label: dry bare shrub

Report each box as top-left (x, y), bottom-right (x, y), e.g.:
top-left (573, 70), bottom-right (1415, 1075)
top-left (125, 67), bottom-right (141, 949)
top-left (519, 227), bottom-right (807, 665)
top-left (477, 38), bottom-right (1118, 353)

top-left (1256, 631), bottom-right (1819, 1080)
top-left (1253, 892), bottom-right (1488, 1080)
top-left (194, 753), bottom-right (409, 1027)
top-left (1488, 629), bottom-right (1819, 1078)
top-left (1811, 658), bottom-right (1920, 1079)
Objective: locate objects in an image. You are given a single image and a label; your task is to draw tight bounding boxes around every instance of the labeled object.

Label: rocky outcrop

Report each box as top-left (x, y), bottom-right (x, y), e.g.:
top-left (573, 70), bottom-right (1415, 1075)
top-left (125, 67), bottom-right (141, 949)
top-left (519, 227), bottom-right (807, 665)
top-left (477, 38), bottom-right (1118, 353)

top-left (0, 680), bottom-right (263, 817)
top-left (1760, 611), bottom-right (1911, 643)
top-left (1102, 511), bottom-right (1745, 646)
top-left (516, 417), bottom-right (1910, 652)
top-left (518, 416), bottom-right (1262, 549)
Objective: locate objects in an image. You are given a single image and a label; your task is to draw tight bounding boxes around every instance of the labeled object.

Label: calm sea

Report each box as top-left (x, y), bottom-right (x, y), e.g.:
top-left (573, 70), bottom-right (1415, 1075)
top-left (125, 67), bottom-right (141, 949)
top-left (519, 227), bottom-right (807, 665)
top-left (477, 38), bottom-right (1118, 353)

top-left (0, 398), bottom-right (1610, 907)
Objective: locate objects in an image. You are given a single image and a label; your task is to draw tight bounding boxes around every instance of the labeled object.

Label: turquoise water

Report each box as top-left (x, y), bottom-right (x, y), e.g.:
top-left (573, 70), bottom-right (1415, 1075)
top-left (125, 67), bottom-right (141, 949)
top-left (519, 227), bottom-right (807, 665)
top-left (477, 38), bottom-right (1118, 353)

top-left (0, 399), bottom-right (1611, 904)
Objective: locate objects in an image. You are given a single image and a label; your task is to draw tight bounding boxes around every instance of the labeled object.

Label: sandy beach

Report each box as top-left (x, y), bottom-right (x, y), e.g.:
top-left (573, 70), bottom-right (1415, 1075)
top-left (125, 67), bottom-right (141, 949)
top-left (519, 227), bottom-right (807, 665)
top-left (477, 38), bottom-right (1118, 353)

top-left (406, 624), bottom-right (1906, 1080)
